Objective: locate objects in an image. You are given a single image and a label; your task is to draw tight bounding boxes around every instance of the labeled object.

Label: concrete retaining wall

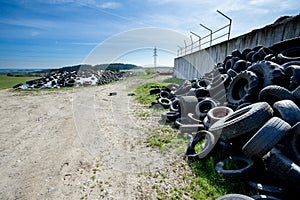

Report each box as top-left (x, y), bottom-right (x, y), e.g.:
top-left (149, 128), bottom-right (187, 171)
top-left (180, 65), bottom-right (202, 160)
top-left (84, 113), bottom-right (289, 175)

top-left (174, 14), bottom-right (300, 80)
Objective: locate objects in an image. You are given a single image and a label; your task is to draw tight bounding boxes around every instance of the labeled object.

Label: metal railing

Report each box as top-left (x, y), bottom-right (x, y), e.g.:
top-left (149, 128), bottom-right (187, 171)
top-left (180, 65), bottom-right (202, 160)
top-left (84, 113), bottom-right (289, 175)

top-left (177, 10), bottom-right (232, 56)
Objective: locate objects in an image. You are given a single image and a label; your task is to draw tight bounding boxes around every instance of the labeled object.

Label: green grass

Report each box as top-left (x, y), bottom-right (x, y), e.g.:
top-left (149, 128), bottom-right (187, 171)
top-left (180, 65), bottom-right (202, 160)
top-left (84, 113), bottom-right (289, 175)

top-left (162, 77), bottom-right (185, 85)
top-left (133, 77), bottom-right (258, 199)
top-left (134, 82), bottom-right (167, 105)
top-left (134, 76), bottom-right (185, 105)
top-left (0, 74), bottom-right (40, 89)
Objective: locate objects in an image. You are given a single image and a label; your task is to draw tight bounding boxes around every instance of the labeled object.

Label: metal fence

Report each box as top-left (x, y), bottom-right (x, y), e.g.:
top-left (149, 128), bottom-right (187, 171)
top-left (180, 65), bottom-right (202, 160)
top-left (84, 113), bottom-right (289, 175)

top-left (177, 10), bottom-right (232, 56)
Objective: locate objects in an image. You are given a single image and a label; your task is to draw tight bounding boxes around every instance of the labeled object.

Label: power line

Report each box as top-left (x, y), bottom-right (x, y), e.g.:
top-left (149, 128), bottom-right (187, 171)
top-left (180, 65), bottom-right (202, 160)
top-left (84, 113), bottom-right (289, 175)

top-left (153, 47), bottom-right (158, 70)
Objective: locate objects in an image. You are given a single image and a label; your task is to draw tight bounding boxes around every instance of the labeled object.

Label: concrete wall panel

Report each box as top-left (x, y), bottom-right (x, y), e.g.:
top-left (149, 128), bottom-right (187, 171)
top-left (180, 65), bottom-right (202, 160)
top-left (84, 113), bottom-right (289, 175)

top-left (174, 15), bottom-right (300, 80)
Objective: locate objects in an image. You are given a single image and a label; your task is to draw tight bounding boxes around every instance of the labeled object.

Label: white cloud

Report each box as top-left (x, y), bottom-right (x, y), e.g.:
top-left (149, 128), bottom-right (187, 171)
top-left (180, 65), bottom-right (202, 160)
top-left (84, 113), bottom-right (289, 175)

top-left (98, 2), bottom-right (121, 9)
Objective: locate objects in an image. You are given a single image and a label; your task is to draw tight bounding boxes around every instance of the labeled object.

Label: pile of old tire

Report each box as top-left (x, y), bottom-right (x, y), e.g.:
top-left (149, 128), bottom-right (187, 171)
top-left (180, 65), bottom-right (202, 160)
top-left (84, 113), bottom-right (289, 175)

top-left (153, 37), bottom-right (300, 199)
top-left (13, 70), bottom-right (134, 89)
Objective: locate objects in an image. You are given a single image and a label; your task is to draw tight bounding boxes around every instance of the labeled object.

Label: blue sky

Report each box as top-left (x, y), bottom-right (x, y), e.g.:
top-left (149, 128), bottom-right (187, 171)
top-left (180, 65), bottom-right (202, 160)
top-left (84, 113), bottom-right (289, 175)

top-left (0, 0), bottom-right (299, 69)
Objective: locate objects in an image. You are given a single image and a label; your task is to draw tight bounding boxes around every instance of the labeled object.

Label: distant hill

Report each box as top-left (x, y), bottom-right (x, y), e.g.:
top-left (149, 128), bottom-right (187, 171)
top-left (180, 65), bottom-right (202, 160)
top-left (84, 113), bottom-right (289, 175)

top-left (0, 68), bottom-right (47, 75)
top-left (0, 63), bottom-right (142, 75)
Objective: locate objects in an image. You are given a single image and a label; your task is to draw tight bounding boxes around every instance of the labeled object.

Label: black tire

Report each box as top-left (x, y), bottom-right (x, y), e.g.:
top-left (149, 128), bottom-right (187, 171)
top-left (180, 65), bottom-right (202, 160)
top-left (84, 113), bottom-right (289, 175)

top-left (293, 86), bottom-right (300, 106)
top-left (215, 155), bottom-right (254, 179)
top-left (277, 47), bottom-right (300, 64)
top-left (247, 61), bottom-right (288, 88)
top-left (216, 194), bottom-right (254, 200)
top-left (247, 181), bottom-right (286, 195)
top-left (236, 102), bottom-right (252, 110)
top-left (185, 130), bottom-right (218, 159)
top-left (161, 111), bottom-right (181, 122)
top-left (263, 147), bottom-right (300, 188)
top-left (285, 65), bottom-right (300, 90)
top-left (223, 55), bottom-right (233, 66)
top-left (258, 85), bottom-right (296, 107)
top-left (273, 100), bottom-right (300, 126)
top-left (232, 60), bottom-right (249, 73)
top-left (194, 87), bottom-right (210, 98)
top-left (251, 195), bottom-right (281, 200)
top-left (178, 96), bottom-right (198, 117)
top-left (165, 83), bottom-right (180, 91)
top-left (209, 102), bottom-right (273, 141)
top-left (252, 52), bottom-right (262, 62)
top-left (159, 90), bottom-right (170, 98)
top-left (242, 117), bottom-right (291, 160)
top-left (257, 47), bottom-right (273, 60)
top-left (149, 88), bottom-right (161, 95)
top-left (284, 122), bottom-right (300, 166)
top-left (202, 116), bottom-right (211, 129)
top-left (246, 51), bottom-right (256, 62)
top-left (252, 45), bottom-right (264, 52)
top-left (195, 98), bottom-right (218, 119)
top-left (197, 79), bottom-right (210, 88)
top-left (270, 37), bottom-right (300, 54)
top-left (225, 57), bottom-right (240, 70)
top-left (227, 70), bottom-right (260, 107)
top-left (13, 83), bottom-right (23, 89)
top-left (232, 49), bottom-right (243, 58)
top-left (170, 98), bottom-right (180, 112)
top-left (227, 68), bottom-right (238, 77)
top-left (158, 97), bottom-right (171, 109)
top-left (281, 61), bottom-right (300, 70)
top-left (264, 54), bottom-right (275, 61)
top-left (242, 48), bottom-right (252, 60)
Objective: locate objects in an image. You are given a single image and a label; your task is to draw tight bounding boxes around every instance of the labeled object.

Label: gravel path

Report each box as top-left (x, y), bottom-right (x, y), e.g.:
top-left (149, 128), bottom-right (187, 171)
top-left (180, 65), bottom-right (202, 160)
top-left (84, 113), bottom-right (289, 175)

top-left (0, 75), bottom-right (190, 200)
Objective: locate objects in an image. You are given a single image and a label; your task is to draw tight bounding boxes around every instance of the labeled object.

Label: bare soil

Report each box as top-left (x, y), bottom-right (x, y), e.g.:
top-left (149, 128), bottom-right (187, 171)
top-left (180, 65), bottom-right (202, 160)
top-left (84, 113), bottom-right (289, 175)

top-left (0, 75), bottom-right (192, 200)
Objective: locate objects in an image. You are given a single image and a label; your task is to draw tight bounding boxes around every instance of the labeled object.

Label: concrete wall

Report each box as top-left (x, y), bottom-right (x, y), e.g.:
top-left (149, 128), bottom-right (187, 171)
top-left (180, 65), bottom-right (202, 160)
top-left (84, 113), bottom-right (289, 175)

top-left (174, 14), bottom-right (300, 80)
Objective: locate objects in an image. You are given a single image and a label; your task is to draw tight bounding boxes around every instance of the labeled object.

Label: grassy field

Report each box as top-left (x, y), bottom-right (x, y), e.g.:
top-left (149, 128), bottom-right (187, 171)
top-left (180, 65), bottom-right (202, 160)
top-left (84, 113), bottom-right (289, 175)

top-left (134, 77), bottom-right (258, 199)
top-left (0, 74), bottom-right (39, 89)
top-left (134, 76), bottom-right (185, 105)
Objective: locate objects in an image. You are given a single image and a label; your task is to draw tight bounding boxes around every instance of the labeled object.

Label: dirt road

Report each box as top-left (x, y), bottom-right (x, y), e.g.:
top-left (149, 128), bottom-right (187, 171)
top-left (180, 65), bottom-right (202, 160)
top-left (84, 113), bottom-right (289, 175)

top-left (0, 75), bottom-right (190, 200)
